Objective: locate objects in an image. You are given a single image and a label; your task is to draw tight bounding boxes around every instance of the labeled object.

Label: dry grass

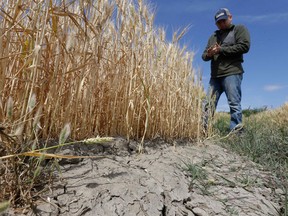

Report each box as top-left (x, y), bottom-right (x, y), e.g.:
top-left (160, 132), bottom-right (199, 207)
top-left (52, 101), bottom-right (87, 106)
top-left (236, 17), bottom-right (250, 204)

top-left (256, 103), bottom-right (288, 127)
top-left (0, 0), bottom-right (204, 208)
top-left (0, 124), bottom-right (114, 209)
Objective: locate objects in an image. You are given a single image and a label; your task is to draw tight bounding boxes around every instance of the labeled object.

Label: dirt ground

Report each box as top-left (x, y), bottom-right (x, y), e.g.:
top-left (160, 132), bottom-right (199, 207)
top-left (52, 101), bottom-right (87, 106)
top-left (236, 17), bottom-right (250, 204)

top-left (5, 137), bottom-right (285, 216)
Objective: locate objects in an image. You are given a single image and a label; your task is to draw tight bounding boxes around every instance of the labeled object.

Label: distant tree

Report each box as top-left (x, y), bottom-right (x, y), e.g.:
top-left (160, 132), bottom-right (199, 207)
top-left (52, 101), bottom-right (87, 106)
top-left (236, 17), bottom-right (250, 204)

top-left (242, 106), bottom-right (268, 117)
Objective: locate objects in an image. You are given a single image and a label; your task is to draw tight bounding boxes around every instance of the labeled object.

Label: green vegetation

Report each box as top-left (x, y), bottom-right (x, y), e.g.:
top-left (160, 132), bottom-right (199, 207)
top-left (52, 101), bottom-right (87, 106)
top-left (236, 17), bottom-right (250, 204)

top-left (242, 106), bottom-right (268, 117)
top-left (184, 162), bottom-right (208, 183)
top-left (182, 161), bottom-right (215, 195)
top-left (213, 104), bottom-right (288, 215)
top-left (0, 201), bottom-right (10, 214)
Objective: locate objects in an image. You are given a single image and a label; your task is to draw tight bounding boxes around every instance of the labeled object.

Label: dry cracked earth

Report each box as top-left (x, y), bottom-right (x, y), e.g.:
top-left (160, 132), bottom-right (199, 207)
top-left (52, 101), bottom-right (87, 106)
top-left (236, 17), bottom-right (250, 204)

top-left (6, 138), bottom-right (285, 216)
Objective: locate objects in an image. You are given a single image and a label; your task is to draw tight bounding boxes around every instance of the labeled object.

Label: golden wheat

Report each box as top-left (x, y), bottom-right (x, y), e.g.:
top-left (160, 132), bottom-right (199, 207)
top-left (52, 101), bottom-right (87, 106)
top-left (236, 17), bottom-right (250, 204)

top-left (0, 0), bottom-right (204, 142)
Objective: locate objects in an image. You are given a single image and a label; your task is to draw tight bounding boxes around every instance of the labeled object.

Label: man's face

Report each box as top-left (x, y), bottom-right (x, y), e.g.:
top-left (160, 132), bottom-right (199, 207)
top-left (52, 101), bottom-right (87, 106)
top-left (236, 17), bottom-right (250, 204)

top-left (216, 15), bottom-right (232, 30)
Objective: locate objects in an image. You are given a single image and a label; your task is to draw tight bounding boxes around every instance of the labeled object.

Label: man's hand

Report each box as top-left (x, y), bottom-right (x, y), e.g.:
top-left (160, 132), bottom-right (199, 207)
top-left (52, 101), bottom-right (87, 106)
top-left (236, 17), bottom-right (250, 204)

top-left (206, 43), bottom-right (221, 57)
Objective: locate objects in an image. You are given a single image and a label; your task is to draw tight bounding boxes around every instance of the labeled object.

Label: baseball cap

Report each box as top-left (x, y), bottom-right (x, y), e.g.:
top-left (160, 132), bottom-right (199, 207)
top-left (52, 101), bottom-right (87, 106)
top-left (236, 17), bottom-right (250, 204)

top-left (214, 8), bottom-right (231, 23)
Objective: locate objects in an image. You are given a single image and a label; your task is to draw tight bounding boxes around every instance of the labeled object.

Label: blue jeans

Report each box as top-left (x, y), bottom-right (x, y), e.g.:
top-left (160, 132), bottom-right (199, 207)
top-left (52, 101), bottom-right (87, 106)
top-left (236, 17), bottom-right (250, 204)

top-left (205, 74), bottom-right (243, 131)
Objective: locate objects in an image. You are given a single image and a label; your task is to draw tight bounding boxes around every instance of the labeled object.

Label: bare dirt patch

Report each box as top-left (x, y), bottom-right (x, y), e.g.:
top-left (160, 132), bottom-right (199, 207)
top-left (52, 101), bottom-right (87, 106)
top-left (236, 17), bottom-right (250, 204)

top-left (6, 138), bottom-right (284, 216)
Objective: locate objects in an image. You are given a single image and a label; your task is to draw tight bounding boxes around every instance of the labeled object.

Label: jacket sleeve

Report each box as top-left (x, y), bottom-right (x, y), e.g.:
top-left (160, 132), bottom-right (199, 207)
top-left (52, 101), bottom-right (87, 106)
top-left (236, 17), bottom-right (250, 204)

top-left (220, 25), bottom-right (250, 56)
top-left (202, 36), bottom-right (214, 61)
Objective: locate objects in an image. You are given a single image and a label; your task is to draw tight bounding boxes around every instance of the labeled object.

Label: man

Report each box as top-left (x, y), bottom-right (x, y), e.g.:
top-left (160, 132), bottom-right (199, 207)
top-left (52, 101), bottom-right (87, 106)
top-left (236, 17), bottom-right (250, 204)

top-left (202, 8), bottom-right (250, 132)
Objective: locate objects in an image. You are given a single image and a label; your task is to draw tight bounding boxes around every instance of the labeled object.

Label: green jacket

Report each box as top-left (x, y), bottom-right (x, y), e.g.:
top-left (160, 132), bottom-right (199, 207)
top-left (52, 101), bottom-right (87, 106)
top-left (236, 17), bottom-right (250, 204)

top-left (202, 24), bottom-right (250, 78)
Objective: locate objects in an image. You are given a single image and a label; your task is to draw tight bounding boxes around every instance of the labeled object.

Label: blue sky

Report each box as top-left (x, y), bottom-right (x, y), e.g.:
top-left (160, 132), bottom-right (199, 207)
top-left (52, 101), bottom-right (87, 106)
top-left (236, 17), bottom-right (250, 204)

top-left (151, 0), bottom-right (288, 111)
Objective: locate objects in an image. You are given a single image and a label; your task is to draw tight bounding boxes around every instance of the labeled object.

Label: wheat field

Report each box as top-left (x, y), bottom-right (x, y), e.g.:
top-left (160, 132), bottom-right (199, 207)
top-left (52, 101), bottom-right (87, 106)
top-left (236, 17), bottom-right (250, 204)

top-left (0, 0), bottom-right (204, 143)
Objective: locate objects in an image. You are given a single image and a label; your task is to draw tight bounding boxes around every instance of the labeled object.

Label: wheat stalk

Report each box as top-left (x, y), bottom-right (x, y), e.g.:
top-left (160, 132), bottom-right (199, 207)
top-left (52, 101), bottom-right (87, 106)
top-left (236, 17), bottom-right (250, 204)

top-left (0, 0), bottom-right (205, 206)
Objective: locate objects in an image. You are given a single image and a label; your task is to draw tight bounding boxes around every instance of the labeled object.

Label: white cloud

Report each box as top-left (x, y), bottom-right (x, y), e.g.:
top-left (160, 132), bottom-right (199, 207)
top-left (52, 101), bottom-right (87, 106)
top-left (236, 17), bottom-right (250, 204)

top-left (238, 12), bottom-right (288, 23)
top-left (264, 85), bottom-right (288, 92)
